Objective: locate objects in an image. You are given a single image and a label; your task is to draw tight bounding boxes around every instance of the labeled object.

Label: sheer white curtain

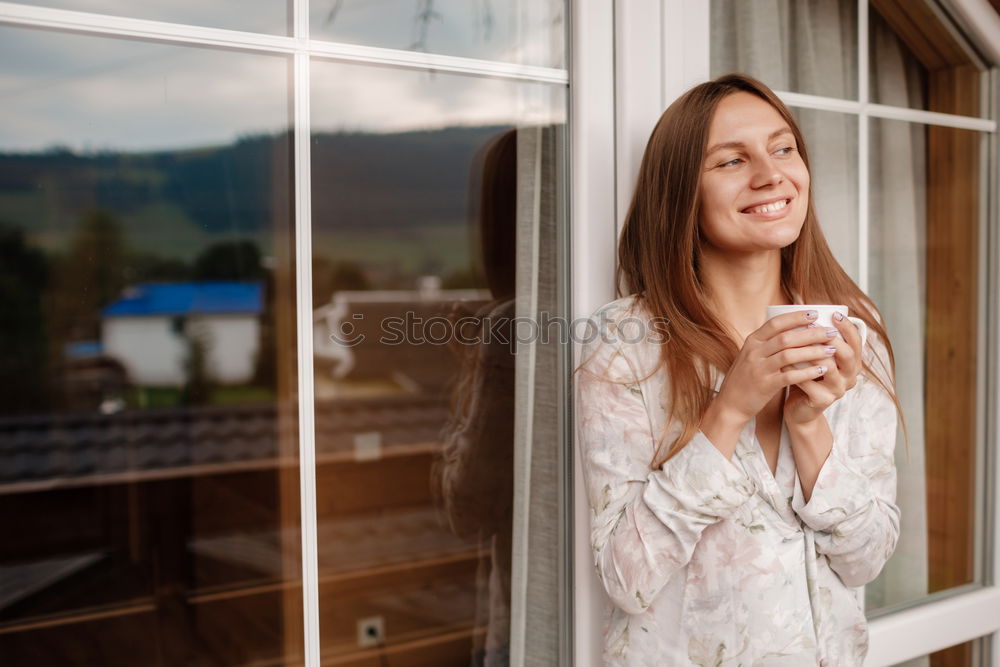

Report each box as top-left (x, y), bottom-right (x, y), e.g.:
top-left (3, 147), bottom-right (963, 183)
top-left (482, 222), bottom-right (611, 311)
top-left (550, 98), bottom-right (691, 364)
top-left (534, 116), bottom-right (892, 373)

top-left (866, 11), bottom-right (930, 615)
top-left (510, 122), bottom-right (564, 665)
top-left (711, 0), bottom-right (929, 618)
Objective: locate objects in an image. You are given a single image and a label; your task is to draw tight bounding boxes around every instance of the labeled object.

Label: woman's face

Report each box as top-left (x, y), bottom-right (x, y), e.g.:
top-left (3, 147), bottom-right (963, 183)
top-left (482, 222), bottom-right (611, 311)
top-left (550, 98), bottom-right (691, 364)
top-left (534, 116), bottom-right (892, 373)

top-left (698, 92), bottom-right (810, 254)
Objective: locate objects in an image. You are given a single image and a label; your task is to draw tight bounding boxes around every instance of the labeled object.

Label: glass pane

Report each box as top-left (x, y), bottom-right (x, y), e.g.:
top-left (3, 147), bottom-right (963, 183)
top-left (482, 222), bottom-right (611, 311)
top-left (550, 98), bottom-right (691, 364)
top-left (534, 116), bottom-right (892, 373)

top-left (0, 27), bottom-right (302, 664)
top-left (892, 636), bottom-right (986, 666)
top-left (711, 0), bottom-right (858, 100)
top-left (310, 60), bottom-right (567, 664)
top-left (791, 108), bottom-right (859, 281)
top-left (866, 117), bottom-right (983, 613)
top-left (310, 0), bottom-right (566, 68)
top-left (869, 2), bottom-right (986, 118)
top-left (12, 0), bottom-right (291, 35)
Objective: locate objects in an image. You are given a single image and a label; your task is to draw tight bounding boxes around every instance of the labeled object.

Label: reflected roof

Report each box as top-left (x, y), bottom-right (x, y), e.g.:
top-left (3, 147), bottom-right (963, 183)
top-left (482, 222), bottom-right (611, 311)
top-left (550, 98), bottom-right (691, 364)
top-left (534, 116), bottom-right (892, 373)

top-left (0, 395), bottom-right (450, 489)
top-left (103, 282), bottom-right (263, 317)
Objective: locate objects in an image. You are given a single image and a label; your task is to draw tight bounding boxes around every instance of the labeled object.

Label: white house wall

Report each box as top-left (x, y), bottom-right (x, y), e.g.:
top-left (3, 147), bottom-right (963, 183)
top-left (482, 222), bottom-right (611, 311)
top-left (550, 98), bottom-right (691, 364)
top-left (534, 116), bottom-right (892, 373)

top-left (191, 315), bottom-right (260, 385)
top-left (102, 315), bottom-right (260, 387)
top-left (102, 316), bottom-right (187, 386)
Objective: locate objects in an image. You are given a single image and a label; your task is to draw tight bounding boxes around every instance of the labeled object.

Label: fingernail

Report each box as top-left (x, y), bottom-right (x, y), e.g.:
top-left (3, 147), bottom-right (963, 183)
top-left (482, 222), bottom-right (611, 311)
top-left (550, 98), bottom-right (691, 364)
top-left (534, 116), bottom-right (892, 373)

top-left (825, 328), bottom-right (839, 338)
top-left (824, 346), bottom-right (836, 355)
top-left (816, 365), bottom-right (827, 375)
top-left (833, 312), bottom-right (845, 321)
top-left (805, 323), bottom-right (818, 328)
top-left (805, 310), bottom-right (818, 320)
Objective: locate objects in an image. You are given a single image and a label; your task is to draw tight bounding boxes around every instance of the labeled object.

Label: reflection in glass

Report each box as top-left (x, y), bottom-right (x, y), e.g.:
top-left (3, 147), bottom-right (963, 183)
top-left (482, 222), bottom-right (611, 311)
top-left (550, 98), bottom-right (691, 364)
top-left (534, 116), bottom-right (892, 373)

top-left (310, 0), bottom-right (566, 68)
top-left (0, 27), bottom-right (302, 664)
top-left (710, 0), bottom-right (858, 99)
top-left (867, 118), bottom-right (981, 613)
top-left (789, 108), bottom-right (858, 281)
top-left (310, 60), bottom-right (566, 664)
top-left (13, 0), bottom-right (291, 35)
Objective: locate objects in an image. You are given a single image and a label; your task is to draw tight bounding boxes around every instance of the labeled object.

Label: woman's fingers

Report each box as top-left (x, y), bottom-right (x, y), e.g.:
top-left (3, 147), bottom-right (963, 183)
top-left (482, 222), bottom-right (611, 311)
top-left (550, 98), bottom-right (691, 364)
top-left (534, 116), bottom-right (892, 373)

top-left (767, 343), bottom-right (836, 371)
top-left (825, 327), bottom-right (861, 389)
top-left (833, 312), bottom-right (863, 353)
top-left (780, 363), bottom-right (831, 387)
top-left (757, 323), bottom-right (838, 357)
top-left (750, 310), bottom-right (818, 345)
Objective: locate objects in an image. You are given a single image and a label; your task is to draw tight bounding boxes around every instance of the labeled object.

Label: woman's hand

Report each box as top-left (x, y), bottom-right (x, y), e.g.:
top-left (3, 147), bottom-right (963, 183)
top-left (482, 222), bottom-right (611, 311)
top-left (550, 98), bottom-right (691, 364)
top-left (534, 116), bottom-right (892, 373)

top-left (701, 310), bottom-right (839, 457)
top-left (783, 312), bottom-right (865, 427)
top-left (715, 310), bottom-right (839, 422)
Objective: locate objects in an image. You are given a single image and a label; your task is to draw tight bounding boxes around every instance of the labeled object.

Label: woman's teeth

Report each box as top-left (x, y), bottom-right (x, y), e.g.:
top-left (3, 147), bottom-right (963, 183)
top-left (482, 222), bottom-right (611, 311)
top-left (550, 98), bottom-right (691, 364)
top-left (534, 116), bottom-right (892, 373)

top-left (745, 199), bottom-right (788, 214)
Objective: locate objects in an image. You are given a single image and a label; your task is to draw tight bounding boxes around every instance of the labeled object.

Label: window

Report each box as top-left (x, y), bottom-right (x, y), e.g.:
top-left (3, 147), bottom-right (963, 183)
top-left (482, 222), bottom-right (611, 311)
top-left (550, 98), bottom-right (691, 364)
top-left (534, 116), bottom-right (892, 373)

top-left (571, 1), bottom-right (999, 665)
top-left (0, 2), bottom-right (569, 664)
top-left (710, 0), bottom-right (993, 621)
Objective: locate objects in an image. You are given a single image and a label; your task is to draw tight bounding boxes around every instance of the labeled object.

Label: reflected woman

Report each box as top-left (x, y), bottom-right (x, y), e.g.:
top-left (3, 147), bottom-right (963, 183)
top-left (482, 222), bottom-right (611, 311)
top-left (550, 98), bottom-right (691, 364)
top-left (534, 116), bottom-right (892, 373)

top-left (576, 75), bottom-right (903, 666)
top-left (437, 129), bottom-right (517, 667)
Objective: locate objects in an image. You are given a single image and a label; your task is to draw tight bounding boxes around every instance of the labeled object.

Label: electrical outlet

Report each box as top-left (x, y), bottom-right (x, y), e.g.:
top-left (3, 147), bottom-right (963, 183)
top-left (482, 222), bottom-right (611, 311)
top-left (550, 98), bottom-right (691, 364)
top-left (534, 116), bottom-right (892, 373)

top-left (357, 615), bottom-right (385, 648)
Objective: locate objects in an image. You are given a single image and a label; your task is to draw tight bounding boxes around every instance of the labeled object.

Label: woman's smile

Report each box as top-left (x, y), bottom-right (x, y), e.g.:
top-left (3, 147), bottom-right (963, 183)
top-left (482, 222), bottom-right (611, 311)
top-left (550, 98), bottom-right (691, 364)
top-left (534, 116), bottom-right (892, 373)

top-left (741, 196), bottom-right (792, 217)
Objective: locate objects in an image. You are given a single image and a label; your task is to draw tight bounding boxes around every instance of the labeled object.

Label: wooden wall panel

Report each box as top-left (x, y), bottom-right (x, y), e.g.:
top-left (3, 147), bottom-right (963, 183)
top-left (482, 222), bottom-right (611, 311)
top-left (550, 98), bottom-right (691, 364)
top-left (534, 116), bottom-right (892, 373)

top-left (922, 68), bottom-right (981, 667)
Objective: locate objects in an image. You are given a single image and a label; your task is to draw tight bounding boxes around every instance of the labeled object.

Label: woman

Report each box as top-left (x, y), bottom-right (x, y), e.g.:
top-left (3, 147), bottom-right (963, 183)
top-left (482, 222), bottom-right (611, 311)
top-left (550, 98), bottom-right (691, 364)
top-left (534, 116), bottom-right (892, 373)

top-left (576, 74), bottom-right (902, 666)
top-left (438, 129), bottom-right (517, 667)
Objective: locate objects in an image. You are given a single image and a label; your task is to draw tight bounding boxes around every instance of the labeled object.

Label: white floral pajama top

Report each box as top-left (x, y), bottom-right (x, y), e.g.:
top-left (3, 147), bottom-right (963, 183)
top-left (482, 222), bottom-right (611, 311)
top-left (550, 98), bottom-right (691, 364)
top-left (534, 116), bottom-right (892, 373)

top-left (576, 296), bottom-right (900, 666)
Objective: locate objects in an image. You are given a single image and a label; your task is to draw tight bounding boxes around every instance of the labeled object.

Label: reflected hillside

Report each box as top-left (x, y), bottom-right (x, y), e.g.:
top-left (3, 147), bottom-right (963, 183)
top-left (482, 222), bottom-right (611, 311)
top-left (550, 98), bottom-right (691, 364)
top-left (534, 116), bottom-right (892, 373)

top-left (0, 124), bottom-right (506, 417)
top-left (0, 126), bottom-right (505, 282)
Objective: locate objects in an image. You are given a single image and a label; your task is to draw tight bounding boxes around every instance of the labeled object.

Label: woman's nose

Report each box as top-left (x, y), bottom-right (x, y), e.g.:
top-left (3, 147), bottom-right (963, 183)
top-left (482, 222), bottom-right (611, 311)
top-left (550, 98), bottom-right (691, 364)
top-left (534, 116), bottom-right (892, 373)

top-left (749, 156), bottom-right (784, 189)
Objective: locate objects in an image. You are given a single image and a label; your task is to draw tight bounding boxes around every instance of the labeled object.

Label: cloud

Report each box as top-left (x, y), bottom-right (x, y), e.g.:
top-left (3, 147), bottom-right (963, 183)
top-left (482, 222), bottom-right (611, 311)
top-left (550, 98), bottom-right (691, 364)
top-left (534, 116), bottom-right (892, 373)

top-left (19, 0), bottom-right (288, 34)
top-left (0, 9), bottom-right (565, 154)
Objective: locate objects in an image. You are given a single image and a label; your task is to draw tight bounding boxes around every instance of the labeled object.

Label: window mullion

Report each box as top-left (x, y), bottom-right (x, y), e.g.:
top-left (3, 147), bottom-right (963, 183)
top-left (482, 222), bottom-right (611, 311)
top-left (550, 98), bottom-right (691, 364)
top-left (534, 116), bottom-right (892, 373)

top-left (293, 0), bottom-right (321, 662)
top-left (859, 0), bottom-right (869, 295)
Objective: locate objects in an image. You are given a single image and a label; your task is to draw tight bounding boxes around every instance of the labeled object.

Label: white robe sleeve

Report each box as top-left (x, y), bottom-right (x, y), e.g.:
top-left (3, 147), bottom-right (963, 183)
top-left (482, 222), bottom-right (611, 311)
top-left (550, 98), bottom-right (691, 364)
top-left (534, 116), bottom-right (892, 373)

top-left (791, 336), bottom-right (901, 587)
top-left (577, 332), bottom-right (757, 614)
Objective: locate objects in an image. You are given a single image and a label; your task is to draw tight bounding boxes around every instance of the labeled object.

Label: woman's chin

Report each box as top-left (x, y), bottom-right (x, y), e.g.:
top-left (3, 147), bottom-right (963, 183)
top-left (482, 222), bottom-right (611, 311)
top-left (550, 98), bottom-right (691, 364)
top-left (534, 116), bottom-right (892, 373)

top-left (752, 222), bottom-right (804, 250)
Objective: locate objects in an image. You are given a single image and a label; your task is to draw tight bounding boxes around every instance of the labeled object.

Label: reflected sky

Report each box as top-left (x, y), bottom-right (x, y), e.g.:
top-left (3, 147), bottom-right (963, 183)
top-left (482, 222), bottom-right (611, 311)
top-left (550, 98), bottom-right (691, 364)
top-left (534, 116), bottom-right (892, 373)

top-left (0, 24), bottom-right (565, 152)
top-left (11, 0), bottom-right (564, 67)
top-left (310, 62), bottom-right (566, 135)
top-left (13, 0), bottom-right (291, 35)
top-left (310, 0), bottom-right (565, 68)
top-left (0, 26), bottom-right (290, 152)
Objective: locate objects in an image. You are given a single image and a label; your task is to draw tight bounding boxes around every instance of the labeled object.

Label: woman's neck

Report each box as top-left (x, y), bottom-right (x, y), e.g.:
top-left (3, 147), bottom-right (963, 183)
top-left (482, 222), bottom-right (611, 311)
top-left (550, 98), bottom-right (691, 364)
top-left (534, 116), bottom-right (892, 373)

top-left (701, 247), bottom-right (788, 342)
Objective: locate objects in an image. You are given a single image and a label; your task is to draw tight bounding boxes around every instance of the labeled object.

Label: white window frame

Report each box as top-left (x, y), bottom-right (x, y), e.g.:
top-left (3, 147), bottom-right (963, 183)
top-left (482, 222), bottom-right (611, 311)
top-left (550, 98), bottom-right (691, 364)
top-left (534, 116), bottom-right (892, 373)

top-left (572, 0), bottom-right (1000, 665)
top-left (0, 2), bottom-right (569, 665)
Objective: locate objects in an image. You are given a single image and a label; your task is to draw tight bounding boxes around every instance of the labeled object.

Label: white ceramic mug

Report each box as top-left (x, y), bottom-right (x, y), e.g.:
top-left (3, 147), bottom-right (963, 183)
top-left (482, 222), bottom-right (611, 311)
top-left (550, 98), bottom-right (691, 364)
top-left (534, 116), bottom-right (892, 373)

top-left (765, 305), bottom-right (867, 369)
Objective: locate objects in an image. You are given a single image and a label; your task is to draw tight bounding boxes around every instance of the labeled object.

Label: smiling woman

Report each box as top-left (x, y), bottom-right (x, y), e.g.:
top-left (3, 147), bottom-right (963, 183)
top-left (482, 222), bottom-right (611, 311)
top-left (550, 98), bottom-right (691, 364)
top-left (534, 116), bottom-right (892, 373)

top-left (576, 74), bottom-right (905, 666)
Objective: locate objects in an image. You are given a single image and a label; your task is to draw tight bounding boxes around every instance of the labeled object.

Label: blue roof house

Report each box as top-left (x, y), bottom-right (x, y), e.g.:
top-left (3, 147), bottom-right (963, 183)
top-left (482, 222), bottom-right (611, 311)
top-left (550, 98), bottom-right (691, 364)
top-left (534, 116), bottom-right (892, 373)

top-left (101, 282), bottom-right (264, 387)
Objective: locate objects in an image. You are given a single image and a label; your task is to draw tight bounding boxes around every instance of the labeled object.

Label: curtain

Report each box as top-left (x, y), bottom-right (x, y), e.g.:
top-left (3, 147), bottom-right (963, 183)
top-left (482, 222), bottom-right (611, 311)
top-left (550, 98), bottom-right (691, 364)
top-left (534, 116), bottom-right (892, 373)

top-left (509, 122), bottom-right (564, 665)
top-left (710, 0), bottom-right (929, 626)
top-left (866, 10), bottom-right (930, 616)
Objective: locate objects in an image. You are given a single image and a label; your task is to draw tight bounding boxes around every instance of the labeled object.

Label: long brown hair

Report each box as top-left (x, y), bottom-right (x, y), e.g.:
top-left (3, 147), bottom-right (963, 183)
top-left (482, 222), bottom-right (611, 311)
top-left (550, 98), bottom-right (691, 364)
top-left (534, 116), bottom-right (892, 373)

top-left (616, 73), bottom-right (904, 467)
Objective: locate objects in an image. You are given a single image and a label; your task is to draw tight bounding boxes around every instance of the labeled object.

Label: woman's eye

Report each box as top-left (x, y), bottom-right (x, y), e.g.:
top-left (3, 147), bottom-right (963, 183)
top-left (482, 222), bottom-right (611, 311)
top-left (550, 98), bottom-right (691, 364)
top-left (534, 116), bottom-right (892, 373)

top-left (719, 146), bottom-right (795, 167)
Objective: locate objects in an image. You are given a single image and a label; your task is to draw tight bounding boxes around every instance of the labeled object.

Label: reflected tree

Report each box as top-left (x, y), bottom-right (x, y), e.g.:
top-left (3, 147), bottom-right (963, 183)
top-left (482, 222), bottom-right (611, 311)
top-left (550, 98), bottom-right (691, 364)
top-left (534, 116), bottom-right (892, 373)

top-left (182, 322), bottom-right (213, 406)
top-left (0, 223), bottom-right (50, 414)
top-left (47, 211), bottom-right (126, 355)
top-left (45, 210), bottom-right (128, 410)
top-left (193, 239), bottom-right (264, 281)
